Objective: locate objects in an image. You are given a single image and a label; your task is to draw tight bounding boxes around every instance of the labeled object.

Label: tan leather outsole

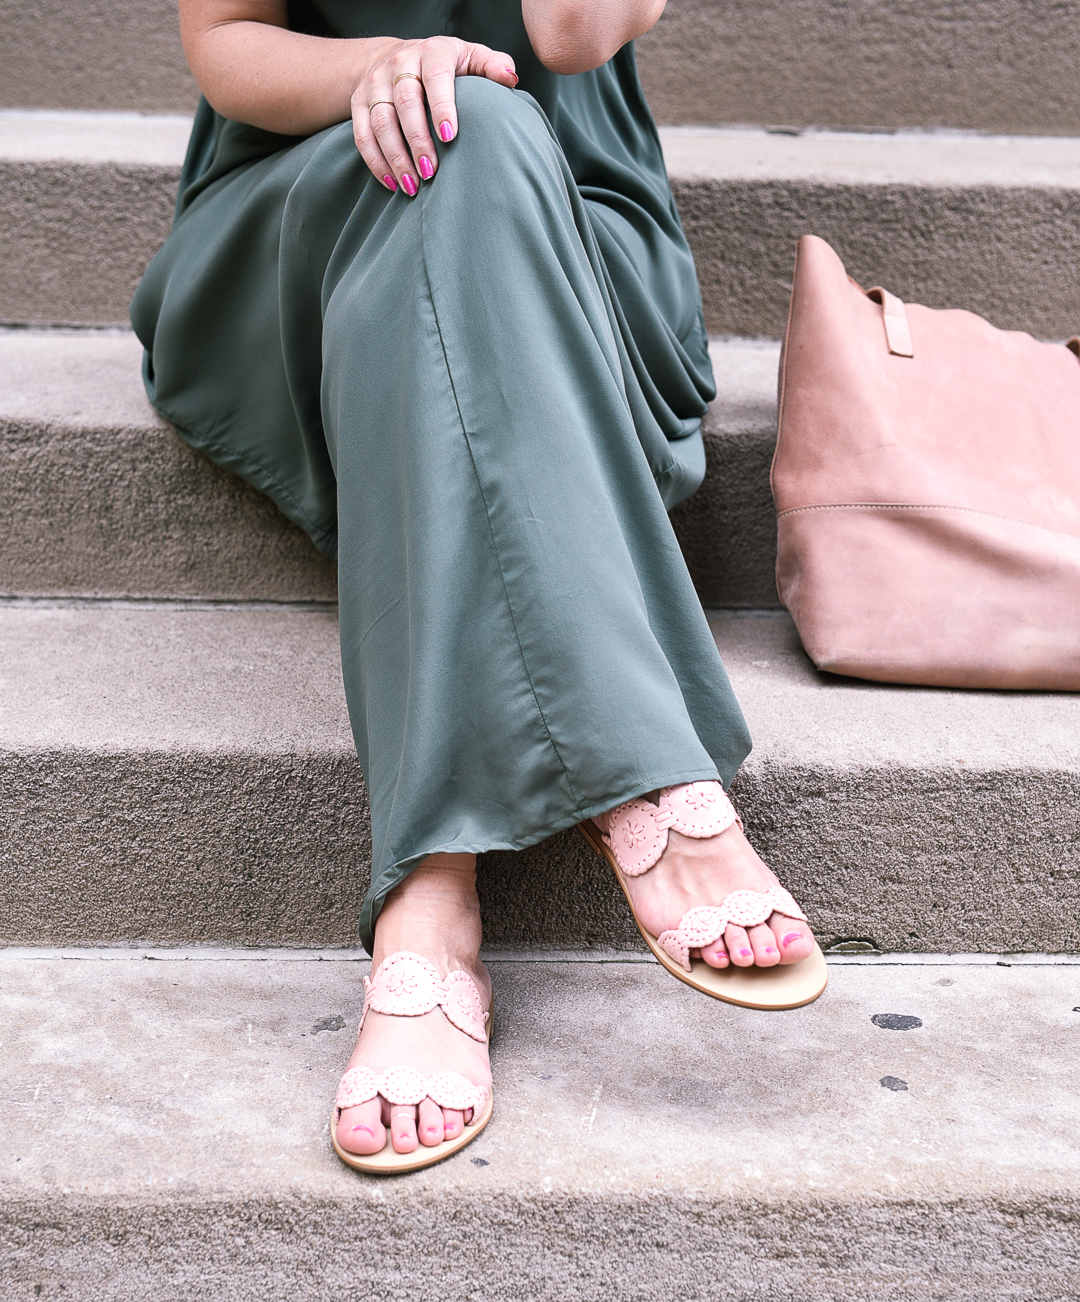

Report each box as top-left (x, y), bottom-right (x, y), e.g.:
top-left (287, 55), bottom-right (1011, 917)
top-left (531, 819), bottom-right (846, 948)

top-left (331, 1005), bottom-right (495, 1175)
top-left (578, 820), bottom-right (828, 1010)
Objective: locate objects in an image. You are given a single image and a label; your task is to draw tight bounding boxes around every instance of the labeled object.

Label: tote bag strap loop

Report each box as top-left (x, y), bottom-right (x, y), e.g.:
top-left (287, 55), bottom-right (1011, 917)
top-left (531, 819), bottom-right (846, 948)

top-left (866, 286), bottom-right (915, 358)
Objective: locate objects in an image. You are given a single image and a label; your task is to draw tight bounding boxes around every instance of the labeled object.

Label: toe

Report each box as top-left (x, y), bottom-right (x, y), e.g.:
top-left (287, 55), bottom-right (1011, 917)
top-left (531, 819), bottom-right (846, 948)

top-left (336, 1098), bottom-right (386, 1155)
top-left (442, 1108), bottom-right (465, 1139)
top-left (773, 913), bottom-right (815, 964)
top-left (417, 1097), bottom-right (445, 1148)
top-left (699, 935), bottom-right (730, 967)
top-left (387, 1104), bottom-right (419, 1153)
top-left (726, 924), bottom-right (754, 966)
top-left (747, 922), bottom-right (780, 966)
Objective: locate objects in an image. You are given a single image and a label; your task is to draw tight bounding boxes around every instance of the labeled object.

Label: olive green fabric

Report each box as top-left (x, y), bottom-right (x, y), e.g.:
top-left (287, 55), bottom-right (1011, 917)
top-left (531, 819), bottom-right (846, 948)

top-left (131, 3), bottom-right (752, 950)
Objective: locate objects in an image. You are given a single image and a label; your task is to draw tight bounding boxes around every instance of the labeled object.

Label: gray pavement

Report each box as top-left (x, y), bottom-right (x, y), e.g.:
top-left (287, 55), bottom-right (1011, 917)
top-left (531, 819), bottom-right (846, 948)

top-left (1, 953), bottom-right (1078, 1299)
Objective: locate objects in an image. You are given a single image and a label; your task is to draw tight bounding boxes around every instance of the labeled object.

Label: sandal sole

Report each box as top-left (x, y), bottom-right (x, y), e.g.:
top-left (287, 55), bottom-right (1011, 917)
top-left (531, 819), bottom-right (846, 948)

top-left (578, 820), bottom-right (828, 1010)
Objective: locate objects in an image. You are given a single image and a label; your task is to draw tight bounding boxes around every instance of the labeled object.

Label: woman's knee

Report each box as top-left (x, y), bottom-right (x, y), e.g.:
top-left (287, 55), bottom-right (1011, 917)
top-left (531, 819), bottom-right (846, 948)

top-left (447, 76), bottom-right (554, 167)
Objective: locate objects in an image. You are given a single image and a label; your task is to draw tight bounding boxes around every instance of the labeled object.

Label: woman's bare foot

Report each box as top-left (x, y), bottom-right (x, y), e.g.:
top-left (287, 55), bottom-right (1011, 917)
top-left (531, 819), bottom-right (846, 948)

top-left (595, 800), bottom-right (816, 970)
top-left (334, 852), bottom-right (492, 1157)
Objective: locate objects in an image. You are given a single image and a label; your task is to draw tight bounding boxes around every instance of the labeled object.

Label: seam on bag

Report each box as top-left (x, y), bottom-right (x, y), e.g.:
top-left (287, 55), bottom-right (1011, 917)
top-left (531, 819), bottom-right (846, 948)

top-left (777, 501), bottom-right (1080, 542)
top-left (416, 185), bottom-right (582, 807)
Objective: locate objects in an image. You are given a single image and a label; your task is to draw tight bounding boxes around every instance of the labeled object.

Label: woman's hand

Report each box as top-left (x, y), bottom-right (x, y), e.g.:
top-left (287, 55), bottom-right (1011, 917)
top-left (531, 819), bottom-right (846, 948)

top-left (180, 2), bottom-right (516, 193)
top-left (351, 38), bottom-right (518, 195)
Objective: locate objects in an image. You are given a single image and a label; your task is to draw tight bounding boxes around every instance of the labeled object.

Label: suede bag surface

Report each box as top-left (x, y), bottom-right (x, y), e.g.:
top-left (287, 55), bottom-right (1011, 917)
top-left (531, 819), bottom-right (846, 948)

top-left (772, 233), bottom-right (1080, 689)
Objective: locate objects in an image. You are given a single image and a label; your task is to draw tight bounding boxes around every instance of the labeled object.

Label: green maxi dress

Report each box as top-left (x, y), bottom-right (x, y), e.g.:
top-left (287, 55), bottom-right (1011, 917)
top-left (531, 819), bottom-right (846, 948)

top-left (131, 0), bottom-right (752, 950)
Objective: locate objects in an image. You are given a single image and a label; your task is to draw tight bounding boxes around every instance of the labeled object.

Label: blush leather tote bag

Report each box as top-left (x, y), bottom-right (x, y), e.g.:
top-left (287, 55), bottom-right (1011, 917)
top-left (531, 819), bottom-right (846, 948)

top-left (772, 233), bottom-right (1080, 689)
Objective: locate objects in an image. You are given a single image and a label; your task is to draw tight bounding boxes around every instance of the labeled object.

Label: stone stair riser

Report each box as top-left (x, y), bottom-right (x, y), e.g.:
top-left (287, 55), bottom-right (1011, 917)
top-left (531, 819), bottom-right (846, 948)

top-left (5, 748), bottom-right (1076, 953)
top-left (7, 153), bottom-right (1080, 340)
top-left (7, 0), bottom-right (1080, 137)
top-left (3, 607), bottom-right (1077, 954)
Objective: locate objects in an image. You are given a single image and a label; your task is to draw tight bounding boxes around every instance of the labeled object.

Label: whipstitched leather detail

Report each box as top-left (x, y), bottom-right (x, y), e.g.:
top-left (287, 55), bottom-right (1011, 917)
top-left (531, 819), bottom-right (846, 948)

top-left (600, 782), bottom-right (740, 877)
top-left (360, 951), bottom-right (488, 1042)
top-left (335, 1065), bottom-right (487, 1114)
top-left (657, 890), bottom-right (808, 973)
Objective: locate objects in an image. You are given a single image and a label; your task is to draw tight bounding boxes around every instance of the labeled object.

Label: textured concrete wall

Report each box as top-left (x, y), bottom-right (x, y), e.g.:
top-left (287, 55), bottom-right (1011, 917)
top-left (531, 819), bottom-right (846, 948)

top-left (638, 0), bottom-right (1080, 133)
top-left (0, 0), bottom-right (198, 113)
top-left (674, 177), bottom-right (1080, 339)
top-left (7, 0), bottom-right (1080, 134)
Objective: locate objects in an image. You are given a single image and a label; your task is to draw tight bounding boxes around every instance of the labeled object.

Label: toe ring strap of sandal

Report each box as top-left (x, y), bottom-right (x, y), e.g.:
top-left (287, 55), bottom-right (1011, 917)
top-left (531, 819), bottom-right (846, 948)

top-left (335, 1066), bottom-right (488, 1116)
top-left (600, 781), bottom-right (742, 878)
top-left (359, 951), bottom-right (488, 1042)
top-left (658, 891), bottom-right (809, 973)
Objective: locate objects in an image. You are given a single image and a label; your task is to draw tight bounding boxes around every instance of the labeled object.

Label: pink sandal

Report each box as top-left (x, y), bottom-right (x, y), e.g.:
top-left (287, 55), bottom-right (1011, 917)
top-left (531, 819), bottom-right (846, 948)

top-left (579, 781), bottom-right (827, 1009)
top-left (330, 951), bottom-right (494, 1174)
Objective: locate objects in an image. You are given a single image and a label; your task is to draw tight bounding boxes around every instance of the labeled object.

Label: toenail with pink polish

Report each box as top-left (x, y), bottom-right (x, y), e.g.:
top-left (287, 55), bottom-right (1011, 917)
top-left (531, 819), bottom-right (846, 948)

top-left (351, 1124), bottom-right (373, 1134)
top-left (782, 932), bottom-right (803, 946)
top-left (740, 948), bottom-right (752, 956)
top-left (765, 946), bottom-right (776, 953)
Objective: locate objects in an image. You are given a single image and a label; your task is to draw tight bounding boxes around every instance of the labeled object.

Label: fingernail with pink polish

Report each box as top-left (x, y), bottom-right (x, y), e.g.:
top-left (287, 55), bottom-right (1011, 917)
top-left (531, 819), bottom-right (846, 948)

top-left (439, 120), bottom-right (454, 142)
top-left (782, 932), bottom-right (803, 947)
top-left (401, 173), bottom-right (418, 197)
top-left (505, 68), bottom-right (519, 83)
top-left (418, 156), bottom-right (434, 180)
top-left (382, 174), bottom-right (397, 192)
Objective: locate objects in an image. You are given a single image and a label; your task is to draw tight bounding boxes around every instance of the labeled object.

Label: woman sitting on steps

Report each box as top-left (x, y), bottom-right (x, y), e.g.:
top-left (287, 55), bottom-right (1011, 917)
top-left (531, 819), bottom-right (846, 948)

top-left (132, 0), bottom-right (827, 1174)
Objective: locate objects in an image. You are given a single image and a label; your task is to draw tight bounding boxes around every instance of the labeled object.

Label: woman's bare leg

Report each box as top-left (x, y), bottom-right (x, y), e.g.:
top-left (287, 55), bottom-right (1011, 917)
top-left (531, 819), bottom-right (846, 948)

top-left (334, 853), bottom-right (492, 1156)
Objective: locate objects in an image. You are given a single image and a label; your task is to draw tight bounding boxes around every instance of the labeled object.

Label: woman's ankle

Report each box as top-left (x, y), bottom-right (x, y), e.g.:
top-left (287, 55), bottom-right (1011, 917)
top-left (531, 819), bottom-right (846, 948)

top-left (371, 852), bottom-right (483, 973)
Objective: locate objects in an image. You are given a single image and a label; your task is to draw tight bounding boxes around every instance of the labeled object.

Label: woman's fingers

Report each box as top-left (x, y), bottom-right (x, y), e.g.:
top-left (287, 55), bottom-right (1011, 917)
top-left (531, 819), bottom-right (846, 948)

top-left (368, 93), bottom-right (421, 193)
top-left (351, 102), bottom-right (399, 191)
top-left (431, 43), bottom-right (518, 145)
top-left (464, 43), bottom-right (519, 89)
top-left (351, 37), bottom-right (519, 189)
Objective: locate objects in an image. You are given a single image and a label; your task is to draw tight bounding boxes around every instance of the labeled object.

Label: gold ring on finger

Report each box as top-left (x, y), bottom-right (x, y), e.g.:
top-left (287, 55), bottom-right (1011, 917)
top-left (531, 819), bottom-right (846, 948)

top-left (393, 71), bottom-right (424, 87)
top-left (368, 99), bottom-right (395, 111)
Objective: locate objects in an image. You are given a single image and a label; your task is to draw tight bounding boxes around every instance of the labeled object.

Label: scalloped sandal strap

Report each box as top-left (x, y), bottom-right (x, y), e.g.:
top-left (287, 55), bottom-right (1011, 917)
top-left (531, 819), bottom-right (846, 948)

top-left (599, 781), bottom-right (740, 877)
top-left (658, 886), bottom-right (809, 972)
top-left (359, 951), bottom-right (488, 1042)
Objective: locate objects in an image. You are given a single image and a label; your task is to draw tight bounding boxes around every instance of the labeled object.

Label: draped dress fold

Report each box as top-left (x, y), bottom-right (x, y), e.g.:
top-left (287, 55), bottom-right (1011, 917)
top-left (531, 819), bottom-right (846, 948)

top-left (131, 0), bottom-right (752, 948)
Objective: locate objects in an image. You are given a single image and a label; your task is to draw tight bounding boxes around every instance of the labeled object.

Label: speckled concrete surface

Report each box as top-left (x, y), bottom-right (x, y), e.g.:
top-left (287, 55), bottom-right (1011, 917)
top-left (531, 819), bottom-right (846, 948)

top-left (1, 604), bottom-right (1078, 952)
top-left (7, 0), bottom-right (1080, 137)
top-left (0, 329), bottom-right (338, 602)
top-left (1, 956), bottom-right (1078, 1299)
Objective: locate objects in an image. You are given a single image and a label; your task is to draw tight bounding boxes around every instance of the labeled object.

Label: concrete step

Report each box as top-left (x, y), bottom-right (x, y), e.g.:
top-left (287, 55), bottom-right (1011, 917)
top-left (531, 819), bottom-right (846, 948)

top-left (638, 0), bottom-right (1080, 137)
top-left (5, 0), bottom-right (1080, 138)
top-left (2, 602), bottom-right (1077, 953)
top-left (0, 329), bottom-right (775, 608)
top-left (2, 950), bottom-right (1078, 1299)
top-left (0, 329), bottom-right (338, 603)
top-left (6, 111), bottom-right (1080, 339)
